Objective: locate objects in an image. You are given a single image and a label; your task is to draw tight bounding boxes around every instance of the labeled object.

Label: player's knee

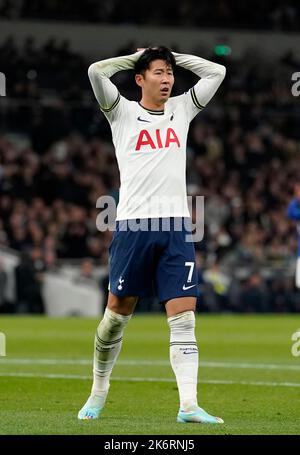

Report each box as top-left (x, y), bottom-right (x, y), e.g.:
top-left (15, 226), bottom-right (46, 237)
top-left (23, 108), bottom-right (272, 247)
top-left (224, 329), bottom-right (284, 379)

top-left (107, 293), bottom-right (137, 316)
top-left (167, 310), bottom-right (195, 332)
top-left (97, 307), bottom-right (132, 337)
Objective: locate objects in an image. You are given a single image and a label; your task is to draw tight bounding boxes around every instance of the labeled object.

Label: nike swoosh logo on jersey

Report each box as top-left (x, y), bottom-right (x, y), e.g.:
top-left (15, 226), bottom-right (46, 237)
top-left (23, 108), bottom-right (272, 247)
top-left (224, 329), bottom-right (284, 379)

top-left (183, 351), bottom-right (198, 355)
top-left (182, 284), bottom-right (196, 291)
top-left (137, 116), bottom-right (151, 123)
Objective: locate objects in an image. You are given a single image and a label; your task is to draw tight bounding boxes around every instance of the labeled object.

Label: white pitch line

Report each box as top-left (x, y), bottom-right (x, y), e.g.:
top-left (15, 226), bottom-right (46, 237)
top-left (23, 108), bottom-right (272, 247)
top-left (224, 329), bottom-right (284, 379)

top-left (1, 358), bottom-right (300, 371)
top-left (200, 361), bottom-right (300, 371)
top-left (0, 372), bottom-right (300, 388)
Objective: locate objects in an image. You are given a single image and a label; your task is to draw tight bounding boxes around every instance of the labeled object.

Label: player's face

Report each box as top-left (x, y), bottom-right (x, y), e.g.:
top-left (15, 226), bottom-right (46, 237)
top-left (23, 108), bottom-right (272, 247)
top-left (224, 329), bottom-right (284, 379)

top-left (137, 59), bottom-right (174, 104)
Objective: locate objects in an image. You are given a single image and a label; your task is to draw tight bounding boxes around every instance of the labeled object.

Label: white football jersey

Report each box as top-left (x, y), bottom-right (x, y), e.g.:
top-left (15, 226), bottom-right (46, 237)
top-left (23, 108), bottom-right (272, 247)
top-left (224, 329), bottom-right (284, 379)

top-left (103, 92), bottom-right (202, 220)
top-left (88, 51), bottom-right (226, 220)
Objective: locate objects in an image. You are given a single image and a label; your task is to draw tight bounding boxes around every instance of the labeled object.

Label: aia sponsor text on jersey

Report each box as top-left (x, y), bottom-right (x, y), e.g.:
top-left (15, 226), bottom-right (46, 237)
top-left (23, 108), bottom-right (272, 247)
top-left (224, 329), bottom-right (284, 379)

top-left (135, 128), bottom-right (180, 151)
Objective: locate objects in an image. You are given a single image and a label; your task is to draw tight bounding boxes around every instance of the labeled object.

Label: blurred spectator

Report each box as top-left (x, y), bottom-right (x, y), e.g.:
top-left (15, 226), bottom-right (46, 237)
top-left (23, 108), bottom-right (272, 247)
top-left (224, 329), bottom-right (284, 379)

top-left (202, 260), bottom-right (231, 311)
top-left (239, 273), bottom-right (269, 312)
top-left (14, 249), bottom-right (45, 313)
top-left (76, 258), bottom-right (99, 284)
top-left (0, 259), bottom-right (9, 312)
top-left (286, 182), bottom-right (300, 289)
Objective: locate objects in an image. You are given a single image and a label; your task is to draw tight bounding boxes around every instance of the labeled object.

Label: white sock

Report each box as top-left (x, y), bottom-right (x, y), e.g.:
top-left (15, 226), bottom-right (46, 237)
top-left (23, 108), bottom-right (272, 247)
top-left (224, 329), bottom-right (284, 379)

top-left (167, 311), bottom-right (199, 412)
top-left (91, 308), bottom-right (132, 405)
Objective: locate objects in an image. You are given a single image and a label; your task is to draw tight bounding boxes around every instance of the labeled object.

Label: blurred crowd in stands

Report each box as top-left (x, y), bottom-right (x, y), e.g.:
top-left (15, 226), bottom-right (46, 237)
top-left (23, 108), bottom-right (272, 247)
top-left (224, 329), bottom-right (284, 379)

top-left (1, 36), bottom-right (300, 313)
top-left (0, 0), bottom-right (299, 31)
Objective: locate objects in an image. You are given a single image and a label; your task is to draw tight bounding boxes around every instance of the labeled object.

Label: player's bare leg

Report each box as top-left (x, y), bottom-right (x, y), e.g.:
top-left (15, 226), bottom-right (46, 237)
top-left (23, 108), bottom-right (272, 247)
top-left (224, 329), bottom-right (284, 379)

top-left (165, 297), bottom-right (224, 424)
top-left (78, 293), bottom-right (137, 420)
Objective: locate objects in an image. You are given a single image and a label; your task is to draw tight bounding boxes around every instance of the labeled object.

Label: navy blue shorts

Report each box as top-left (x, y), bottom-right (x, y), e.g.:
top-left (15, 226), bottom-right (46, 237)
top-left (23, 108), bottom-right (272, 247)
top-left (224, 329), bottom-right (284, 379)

top-left (108, 218), bottom-right (198, 303)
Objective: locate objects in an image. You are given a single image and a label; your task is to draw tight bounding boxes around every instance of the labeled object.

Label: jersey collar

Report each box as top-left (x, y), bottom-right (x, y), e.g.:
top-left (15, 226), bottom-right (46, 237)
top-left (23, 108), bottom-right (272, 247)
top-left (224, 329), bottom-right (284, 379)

top-left (138, 102), bottom-right (164, 115)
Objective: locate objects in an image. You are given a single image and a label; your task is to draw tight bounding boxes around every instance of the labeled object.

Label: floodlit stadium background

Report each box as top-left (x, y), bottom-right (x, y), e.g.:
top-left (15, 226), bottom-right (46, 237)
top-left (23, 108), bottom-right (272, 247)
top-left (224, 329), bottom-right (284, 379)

top-left (1, 1), bottom-right (300, 315)
top-left (0, 0), bottom-right (300, 437)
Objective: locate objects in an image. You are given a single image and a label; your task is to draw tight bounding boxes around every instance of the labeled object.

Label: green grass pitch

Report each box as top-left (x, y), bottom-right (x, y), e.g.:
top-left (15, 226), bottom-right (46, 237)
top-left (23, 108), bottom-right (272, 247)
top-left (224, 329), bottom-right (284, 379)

top-left (0, 314), bottom-right (299, 435)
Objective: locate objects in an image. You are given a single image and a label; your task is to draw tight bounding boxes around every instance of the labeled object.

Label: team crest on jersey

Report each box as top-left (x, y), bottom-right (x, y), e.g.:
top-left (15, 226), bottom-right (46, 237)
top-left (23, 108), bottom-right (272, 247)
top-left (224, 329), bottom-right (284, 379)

top-left (135, 128), bottom-right (180, 151)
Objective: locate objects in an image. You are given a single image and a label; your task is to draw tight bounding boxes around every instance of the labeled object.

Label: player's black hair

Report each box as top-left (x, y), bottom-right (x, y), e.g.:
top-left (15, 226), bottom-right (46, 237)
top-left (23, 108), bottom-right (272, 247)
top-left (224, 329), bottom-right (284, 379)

top-left (134, 46), bottom-right (176, 76)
